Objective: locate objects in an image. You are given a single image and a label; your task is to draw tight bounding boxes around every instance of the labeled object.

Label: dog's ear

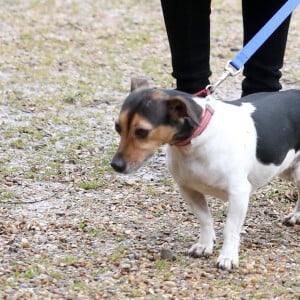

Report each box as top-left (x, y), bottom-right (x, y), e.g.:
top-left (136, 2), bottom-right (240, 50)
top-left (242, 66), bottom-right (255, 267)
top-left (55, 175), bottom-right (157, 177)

top-left (167, 96), bottom-right (200, 125)
top-left (130, 78), bottom-right (150, 92)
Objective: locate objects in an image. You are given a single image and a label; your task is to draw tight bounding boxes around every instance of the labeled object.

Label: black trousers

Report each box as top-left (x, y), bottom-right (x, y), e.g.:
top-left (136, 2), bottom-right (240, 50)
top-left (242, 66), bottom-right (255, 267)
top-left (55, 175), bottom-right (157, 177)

top-left (161, 0), bottom-right (292, 95)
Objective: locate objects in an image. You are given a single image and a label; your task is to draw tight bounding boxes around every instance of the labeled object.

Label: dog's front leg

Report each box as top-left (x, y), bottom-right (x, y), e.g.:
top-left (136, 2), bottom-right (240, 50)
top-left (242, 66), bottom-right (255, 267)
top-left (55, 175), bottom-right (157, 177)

top-left (179, 186), bottom-right (216, 257)
top-left (217, 184), bottom-right (251, 270)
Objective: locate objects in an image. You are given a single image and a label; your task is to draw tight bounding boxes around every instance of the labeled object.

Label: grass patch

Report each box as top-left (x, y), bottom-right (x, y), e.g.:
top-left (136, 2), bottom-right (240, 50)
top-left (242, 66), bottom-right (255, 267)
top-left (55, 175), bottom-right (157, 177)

top-left (9, 139), bottom-right (26, 149)
top-left (14, 266), bottom-right (41, 280)
top-left (145, 187), bottom-right (161, 197)
top-left (107, 245), bottom-right (128, 262)
top-left (61, 256), bottom-right (78, 266)
top-left (70, 280), bottom-right (87, 291)
top-left (0, 189), bottom-right (15, 201)
top-left (0, 278), bottom-right (15, 288)
top-left (77, 221), bottom-right (103, 237)
top-left (77, 179), bottom-right (103, 190)
top-left (155, 259), bottom-right (172, 272)
top-left (49, 272), bottom-right (66, 280)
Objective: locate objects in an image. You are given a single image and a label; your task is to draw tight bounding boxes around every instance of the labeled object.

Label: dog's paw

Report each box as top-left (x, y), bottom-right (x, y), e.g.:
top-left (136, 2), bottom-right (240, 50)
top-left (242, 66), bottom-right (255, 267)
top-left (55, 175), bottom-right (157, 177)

top-left (188, 242), bottom-right (213, 258)
top-left (283, 212), bottom-right (300, 226)
top-left (216, 255), bottom-right (239, 271)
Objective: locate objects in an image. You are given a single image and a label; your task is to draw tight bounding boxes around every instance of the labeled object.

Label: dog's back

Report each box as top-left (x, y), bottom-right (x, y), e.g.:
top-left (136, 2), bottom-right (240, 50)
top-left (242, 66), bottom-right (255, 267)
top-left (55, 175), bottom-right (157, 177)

top-left (229, 89), bottom-right (300, 165)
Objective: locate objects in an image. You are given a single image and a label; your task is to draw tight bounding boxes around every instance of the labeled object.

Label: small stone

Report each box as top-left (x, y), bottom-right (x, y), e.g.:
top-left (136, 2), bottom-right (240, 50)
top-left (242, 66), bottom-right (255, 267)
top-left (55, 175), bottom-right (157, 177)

top-left (21, 238), bottom-right (30, 249)
top-left (250, 276), bottom-right (259, 284)
top-left (5, 288), bottom-right (14, 294)
top-left (128, 275), bottom-right (135, 283)
top-left (9, 224), bottom-right (19, 234)
top-left (245, 263), bottom-right (255, 271)
top-left (164, 280), bottom-right (176, 286)
top-left (160, 247), bottom-right (176, 261)
top-left (23, 292), bottom-right (32, 298)
top-left (113, 273), bottom-right (121, 279)
top-left (121, 263), bottom-right (131, 273)
top-left (128, 253), bottom-right (135, 260)
top-left (56, 212), bottom-right (66, 217)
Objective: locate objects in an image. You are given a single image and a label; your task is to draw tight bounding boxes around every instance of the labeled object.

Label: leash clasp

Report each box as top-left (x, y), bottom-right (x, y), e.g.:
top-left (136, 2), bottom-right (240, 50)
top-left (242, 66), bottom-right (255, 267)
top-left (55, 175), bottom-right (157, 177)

top-left (206, 61), bottom-right (241, 93)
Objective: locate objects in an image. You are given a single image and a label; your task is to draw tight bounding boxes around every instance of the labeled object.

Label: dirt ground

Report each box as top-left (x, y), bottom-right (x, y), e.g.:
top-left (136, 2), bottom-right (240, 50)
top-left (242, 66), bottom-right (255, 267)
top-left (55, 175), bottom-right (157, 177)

top-left (0, 0), bottom-right (300, 299)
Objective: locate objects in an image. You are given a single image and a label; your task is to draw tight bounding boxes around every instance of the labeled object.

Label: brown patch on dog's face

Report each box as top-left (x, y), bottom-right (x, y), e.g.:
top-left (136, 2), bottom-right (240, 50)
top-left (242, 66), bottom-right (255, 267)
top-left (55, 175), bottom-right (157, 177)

top-left (112, 111), bottom-right (176, 173)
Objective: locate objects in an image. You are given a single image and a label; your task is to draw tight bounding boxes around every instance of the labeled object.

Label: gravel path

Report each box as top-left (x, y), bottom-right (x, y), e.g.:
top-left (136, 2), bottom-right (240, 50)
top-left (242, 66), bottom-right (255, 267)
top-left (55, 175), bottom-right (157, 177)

top-left (0, 0), bottom-right (300, 299)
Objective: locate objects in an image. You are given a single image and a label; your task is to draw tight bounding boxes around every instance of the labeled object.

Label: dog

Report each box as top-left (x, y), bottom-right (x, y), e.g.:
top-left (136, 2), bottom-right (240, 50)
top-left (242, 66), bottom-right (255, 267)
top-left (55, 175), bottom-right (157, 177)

top-left (111, 78), bottom-right (300, 270)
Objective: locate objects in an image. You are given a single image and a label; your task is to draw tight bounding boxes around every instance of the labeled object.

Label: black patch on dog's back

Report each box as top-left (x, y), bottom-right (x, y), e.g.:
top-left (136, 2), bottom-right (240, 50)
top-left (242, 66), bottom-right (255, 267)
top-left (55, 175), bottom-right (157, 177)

top-left (229, 90), bottom-right (300, 165)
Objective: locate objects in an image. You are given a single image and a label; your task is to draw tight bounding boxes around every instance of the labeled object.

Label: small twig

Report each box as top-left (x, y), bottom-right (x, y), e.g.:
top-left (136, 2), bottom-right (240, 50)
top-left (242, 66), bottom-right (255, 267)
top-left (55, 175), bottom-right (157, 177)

top-left (67, 22), bottom-right (83, 31)
top-left (1, 183), bottom-right (74, 206)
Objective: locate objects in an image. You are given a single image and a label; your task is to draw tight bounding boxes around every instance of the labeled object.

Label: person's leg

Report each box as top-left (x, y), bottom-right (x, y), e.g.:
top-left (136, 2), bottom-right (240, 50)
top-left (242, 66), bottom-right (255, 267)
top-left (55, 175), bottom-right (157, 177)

top-left (161, 0), bottom-right (212, 94)
top-left (242, 0), bottom-right (292, 96)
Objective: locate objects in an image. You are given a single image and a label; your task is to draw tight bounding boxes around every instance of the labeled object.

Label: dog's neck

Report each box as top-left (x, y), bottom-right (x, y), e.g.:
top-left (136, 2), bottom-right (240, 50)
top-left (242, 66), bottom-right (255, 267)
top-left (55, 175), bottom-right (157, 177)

top-left (173, 95), bottom-right (216, 147)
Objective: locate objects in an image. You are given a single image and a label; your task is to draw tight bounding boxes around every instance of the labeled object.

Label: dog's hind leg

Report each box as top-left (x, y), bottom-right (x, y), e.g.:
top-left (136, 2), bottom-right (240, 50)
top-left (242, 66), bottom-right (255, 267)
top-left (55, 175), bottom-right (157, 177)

top-left (283, 161), bottom-right (300, 226)
top-left (217, 182), bottom-right (251, 270)
top-left (179, 187), bottom-right (216, 257)
top-left (283, 194), bottom-right (300, 226)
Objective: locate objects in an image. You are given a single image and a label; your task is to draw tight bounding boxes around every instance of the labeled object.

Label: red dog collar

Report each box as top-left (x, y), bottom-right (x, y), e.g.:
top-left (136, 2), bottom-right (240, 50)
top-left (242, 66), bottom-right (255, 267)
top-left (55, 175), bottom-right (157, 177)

top-left (174, 88), bottom-right (214, 147)
top-left (174, 103), bottom-right (215, 147)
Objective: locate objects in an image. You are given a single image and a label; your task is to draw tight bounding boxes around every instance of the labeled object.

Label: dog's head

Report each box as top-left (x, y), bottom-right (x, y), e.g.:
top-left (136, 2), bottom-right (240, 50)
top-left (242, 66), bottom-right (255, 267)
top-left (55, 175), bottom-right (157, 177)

top-left (110, 79), bottom-right (203, 174)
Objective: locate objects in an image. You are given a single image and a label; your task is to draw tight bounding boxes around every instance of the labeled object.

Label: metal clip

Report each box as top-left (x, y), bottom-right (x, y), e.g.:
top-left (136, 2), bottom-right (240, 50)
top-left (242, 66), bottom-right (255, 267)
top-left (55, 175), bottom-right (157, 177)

top-left (206, 61), bottom-right (241, 93)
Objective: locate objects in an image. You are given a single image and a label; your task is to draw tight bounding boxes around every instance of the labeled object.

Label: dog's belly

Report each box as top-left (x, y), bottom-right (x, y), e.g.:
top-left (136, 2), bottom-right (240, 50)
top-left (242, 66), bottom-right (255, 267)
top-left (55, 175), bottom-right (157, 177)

top-left (249, 149), bottom-right (299, 191)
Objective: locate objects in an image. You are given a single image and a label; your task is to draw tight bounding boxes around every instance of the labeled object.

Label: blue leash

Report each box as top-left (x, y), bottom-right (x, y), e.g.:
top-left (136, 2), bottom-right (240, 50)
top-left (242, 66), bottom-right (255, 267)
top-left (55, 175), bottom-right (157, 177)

top-left (208, 0), bottom-right (300, 93)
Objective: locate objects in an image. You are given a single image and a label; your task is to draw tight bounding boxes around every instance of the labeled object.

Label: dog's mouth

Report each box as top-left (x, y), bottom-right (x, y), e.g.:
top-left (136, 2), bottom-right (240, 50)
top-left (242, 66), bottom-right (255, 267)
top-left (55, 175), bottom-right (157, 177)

top-left (111, 153), bottom-right (153, 174)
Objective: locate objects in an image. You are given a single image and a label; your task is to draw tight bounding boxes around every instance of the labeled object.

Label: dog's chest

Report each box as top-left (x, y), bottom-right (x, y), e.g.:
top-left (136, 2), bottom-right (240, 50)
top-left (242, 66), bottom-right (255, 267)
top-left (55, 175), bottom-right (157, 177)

top-left (167, 148), bottom-right (229, 200)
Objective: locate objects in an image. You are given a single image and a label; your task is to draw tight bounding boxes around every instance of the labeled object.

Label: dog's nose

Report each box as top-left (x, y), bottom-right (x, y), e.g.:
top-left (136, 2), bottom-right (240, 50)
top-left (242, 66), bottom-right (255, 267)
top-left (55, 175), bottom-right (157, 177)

top-left (111, 155), bottom-right (126, 173)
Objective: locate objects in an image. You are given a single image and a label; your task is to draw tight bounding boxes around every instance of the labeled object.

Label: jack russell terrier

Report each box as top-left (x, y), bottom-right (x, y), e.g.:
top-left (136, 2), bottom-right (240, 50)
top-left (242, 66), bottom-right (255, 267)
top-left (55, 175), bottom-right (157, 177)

top-left (111, 78), bottom-right (300, 270)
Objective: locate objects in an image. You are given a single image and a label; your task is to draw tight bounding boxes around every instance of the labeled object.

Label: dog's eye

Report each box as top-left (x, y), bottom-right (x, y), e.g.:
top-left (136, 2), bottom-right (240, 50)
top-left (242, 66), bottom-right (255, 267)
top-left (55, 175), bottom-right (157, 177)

top-left (135, 128), bottom-right (149, 139)
top-left (115, 123), bottom-right (121, 134)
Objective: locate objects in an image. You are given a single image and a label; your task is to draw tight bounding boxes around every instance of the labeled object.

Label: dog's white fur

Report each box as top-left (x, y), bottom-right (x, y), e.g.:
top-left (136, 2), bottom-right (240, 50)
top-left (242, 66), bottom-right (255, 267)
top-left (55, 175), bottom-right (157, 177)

top-left (167, 96), bottom-right (300, 270)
